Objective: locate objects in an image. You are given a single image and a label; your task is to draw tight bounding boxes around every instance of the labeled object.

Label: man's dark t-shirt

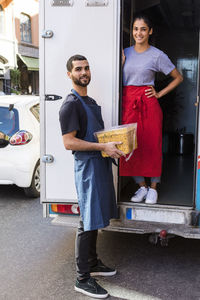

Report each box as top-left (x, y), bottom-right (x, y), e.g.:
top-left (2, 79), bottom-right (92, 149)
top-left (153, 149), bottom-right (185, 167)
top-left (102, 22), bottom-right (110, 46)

top-left (59, 93), bottom-right (97, 139)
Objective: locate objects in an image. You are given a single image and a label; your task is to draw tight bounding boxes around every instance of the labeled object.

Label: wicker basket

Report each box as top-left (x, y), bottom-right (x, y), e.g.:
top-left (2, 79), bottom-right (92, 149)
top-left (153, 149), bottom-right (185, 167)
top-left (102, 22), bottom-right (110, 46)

top-left (95, 123), bottom-right (137, 157)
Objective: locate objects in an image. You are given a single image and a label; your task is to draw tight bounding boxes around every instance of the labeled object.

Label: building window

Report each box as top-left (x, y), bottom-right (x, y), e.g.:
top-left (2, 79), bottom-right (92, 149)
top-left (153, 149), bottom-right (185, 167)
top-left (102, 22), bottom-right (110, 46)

top-left (0, 5), bottom-right (4, 34)
top-left (20, 13), bottom-right (32, 43)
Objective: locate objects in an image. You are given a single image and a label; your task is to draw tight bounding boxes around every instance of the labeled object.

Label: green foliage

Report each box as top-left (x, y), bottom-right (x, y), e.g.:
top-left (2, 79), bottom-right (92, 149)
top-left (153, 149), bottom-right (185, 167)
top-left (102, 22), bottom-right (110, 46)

top-left (10, 68), bottom-right (21, 87)
top-left (10, 88), bottom-right (20, 95)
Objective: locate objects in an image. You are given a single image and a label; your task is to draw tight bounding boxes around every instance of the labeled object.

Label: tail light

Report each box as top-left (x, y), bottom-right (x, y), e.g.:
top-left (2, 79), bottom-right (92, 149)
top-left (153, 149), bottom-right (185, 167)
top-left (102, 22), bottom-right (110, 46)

top-left (51, 204), bottom-right (80, 215)
top-left (9, 130), bottom-right (32, 146)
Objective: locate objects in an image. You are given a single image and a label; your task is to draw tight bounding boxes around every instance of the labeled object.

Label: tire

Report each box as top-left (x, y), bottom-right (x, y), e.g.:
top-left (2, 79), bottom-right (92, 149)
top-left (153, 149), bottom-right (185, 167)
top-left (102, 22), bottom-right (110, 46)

top-left (24, 160), bottom-right (40, 198)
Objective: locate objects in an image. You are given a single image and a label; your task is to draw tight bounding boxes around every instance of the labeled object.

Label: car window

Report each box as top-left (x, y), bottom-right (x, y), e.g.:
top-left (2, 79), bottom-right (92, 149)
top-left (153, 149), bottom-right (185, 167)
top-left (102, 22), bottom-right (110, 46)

top-left (0, 106), bottom-right (19, 136)
top-left (30, 103), bottom-right (40, 122)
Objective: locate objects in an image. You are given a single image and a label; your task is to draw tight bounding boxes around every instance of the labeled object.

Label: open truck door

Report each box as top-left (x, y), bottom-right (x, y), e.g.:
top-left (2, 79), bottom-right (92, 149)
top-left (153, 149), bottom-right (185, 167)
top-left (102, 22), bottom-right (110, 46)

top-left (40, 0), bottom-right (121, 212)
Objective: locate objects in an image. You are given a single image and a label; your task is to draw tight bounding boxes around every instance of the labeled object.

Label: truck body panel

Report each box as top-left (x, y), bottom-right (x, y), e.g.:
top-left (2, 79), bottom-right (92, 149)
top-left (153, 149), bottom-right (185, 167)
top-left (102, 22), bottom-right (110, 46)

top-left (40, 0), bottom-right (200, 239)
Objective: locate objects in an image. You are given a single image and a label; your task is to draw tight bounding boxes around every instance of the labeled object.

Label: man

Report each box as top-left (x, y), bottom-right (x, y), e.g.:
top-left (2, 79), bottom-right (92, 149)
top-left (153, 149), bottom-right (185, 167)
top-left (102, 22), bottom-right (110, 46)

top-left (59, 54), bottom-right (124, 298)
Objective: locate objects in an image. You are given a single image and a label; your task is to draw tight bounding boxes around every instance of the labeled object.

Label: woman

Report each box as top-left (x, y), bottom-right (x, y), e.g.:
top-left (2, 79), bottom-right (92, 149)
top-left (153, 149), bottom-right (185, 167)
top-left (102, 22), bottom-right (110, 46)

top-left (120, 13), bottom-right (183, 204)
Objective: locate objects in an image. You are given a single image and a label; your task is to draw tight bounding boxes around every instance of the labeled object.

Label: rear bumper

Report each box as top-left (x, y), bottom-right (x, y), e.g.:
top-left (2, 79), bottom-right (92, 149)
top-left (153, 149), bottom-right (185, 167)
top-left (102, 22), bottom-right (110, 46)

top-left (107, 219), bottom-right (200, 239)
top-left (0, 162), bottom-right (32, 186)
top-left (105, 203), bottom-right (200, 238)
top-left (51, 214), bottom-right (80, 227)
top-left (0, 144), bottom-right (39, 187)
top-left (46, 202), bottom-right (200, 239)
top-left (48, 212), bottom-right (200, 239)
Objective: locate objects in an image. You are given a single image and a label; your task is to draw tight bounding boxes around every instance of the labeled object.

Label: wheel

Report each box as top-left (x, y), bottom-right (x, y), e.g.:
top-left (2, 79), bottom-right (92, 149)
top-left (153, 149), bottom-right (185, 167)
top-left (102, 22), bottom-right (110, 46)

top-left (24, 161), bottom-right (40, 198)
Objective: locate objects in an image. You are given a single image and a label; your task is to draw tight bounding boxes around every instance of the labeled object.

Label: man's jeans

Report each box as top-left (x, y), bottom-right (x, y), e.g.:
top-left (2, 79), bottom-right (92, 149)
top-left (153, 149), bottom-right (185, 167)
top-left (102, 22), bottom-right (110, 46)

top-left (75, 220), bottom-right (98, 280)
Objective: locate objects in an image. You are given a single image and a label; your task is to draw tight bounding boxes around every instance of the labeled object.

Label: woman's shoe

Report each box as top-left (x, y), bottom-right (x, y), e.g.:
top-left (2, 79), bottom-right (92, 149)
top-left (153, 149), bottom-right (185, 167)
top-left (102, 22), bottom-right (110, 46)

top-left (145, 188), bottom-right (158, 204)
top-left (131, 186), bottom-right (148, 202)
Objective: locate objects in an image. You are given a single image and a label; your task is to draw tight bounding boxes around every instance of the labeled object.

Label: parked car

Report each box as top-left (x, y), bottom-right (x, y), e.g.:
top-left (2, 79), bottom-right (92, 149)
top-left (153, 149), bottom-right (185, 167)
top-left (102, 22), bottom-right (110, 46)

top-left (0, 95), bottom-right (40, 197)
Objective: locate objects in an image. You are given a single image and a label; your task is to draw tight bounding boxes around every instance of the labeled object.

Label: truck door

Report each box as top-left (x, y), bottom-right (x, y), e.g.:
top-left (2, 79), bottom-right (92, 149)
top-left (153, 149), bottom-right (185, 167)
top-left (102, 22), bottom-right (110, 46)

top-left (195, 34), bottom-right (200, 211)
top-left (40, 0), bottom-right (121, 203)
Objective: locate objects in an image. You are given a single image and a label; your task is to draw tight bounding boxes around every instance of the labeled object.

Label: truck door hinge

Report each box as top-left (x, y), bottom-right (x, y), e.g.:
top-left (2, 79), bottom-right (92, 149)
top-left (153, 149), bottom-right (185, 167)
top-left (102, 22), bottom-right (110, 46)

top-left (42, 155), bottom-right (54, 164)
top-left (85, 0), bottom-right (108, 7)
top-left (42, 30), bottom-right (54, 39)
top-left (45, 94), bottom-right (62, 101)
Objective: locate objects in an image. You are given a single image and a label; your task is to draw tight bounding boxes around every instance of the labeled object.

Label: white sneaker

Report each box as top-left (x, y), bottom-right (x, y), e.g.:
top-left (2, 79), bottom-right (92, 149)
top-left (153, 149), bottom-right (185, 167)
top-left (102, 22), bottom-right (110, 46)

top-left (131, 187), bottom-right (148, 203)
top-left (145, 188), bottom-right (158, 204)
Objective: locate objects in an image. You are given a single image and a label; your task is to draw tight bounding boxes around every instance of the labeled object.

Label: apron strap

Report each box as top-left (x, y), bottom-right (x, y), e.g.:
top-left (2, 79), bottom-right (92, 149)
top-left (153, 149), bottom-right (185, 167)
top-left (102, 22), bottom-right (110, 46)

top-left (72, 89), bottom-right (118, 164)
top-left (71, 89), bottom-right (87, 107)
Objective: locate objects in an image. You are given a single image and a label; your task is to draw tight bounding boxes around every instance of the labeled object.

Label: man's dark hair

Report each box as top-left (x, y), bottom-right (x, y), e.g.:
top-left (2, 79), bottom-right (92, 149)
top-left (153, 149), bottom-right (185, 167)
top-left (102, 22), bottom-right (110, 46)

top-left (66, 54), bottom-right (87, 72)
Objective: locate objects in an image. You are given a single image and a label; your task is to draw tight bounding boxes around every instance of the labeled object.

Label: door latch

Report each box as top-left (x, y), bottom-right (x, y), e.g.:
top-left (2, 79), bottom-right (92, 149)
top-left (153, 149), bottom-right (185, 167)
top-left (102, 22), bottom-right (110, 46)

top-left (45, 94), bottom-right (62, 101)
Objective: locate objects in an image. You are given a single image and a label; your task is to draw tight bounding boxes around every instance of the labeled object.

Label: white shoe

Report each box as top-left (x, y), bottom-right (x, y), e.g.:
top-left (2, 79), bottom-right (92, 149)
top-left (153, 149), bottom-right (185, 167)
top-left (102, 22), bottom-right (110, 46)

top-left (145, 188), bottom-right (158, 204)
top-left (131, 187), bottom-right (148, 203)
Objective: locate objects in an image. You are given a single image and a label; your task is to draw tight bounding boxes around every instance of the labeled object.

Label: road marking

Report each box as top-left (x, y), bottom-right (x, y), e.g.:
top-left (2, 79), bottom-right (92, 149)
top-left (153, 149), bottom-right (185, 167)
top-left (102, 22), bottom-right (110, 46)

top-left (98, 281), bottom-right (161, 300)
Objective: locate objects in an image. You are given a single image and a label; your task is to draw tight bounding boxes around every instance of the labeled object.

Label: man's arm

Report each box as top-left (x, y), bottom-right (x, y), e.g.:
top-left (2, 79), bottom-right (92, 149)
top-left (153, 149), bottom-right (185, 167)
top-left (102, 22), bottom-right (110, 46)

top-left (62, 131), bottom-right (125, 159)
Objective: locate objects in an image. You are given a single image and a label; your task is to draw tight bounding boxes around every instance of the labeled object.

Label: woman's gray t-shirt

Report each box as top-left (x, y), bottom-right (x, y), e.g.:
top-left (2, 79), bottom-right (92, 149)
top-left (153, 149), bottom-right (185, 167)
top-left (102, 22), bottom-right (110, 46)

top-left (123, 45), bottom-right (175, 86)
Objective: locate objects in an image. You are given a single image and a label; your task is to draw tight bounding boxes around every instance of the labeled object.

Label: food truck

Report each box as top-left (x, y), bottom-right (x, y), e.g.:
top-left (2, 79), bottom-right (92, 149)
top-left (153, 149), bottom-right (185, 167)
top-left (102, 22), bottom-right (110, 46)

top-left (40, 0), bottom-right (200, 245)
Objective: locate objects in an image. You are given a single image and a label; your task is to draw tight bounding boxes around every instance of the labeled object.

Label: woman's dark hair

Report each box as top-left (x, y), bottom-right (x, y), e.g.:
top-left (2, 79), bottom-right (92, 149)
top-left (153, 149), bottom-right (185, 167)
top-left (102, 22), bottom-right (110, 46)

top-left (132, 13), bottom-right (153, 30)
top-left (66, 54), bottom-right (87, 72)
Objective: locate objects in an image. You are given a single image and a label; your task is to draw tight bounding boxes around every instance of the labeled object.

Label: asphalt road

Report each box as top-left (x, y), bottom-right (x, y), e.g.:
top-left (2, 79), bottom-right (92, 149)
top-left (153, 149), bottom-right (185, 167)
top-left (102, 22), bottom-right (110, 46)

top-left (1, 185), bottom-right (200, 300)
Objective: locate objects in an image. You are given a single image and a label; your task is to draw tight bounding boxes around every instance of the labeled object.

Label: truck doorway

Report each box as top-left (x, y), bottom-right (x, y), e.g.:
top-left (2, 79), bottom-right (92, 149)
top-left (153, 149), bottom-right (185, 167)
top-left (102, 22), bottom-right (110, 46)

top-left (119, 0), bottom-right (199, 207)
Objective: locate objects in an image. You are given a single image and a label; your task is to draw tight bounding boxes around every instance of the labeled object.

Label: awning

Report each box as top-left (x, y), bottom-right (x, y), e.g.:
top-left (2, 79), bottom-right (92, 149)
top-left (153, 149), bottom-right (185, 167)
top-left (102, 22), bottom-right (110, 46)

top-left (0, 55), bottom-right (8, 64)
top-left (18, 54), bottom-right (39, 71)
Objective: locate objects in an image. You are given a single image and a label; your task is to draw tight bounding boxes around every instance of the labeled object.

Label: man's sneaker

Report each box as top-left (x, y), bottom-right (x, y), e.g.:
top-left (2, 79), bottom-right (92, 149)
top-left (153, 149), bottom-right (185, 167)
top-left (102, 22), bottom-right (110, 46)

top-left (145, 188), bottom-right (158, 204)
top-left (74, 277), bottom-right (108, 299)
top-left (131, 186), bottom-right (148, 202)
top-left (90, 259), bottom-right (117, 277)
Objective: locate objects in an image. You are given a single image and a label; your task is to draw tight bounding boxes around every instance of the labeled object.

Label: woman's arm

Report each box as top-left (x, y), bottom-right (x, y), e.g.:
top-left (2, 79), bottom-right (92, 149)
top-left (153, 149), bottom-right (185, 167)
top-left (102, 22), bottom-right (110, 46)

top-left (145, 68), bottom-right (183, 99)
top-left (122, 49), bottom-right (125, 67)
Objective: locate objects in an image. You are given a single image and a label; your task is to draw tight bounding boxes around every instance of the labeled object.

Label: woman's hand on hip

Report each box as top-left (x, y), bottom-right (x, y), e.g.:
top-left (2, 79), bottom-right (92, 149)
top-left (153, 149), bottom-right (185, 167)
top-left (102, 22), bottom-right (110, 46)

top-left (122, 49), bottom-right (126, 66)
top-left (103, 142), bottom-right (125, 159)
top-left (145, 86), bottom-right (160, 98)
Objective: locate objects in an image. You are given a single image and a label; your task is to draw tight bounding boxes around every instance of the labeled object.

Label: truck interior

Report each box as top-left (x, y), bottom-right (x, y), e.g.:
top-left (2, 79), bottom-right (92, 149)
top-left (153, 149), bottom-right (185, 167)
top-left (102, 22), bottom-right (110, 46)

top-left (119, 0), bottom-right (199, 207)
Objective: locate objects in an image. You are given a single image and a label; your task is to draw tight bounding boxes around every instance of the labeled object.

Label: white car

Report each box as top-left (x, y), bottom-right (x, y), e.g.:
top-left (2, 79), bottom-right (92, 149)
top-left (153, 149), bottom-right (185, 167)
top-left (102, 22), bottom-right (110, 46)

top-left (0, 95), bottom-right (40, 197)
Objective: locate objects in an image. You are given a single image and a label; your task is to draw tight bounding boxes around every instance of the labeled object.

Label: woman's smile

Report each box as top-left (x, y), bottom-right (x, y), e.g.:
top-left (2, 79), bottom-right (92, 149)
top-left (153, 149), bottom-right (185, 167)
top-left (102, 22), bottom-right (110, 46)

top-left (132, 19), bottom-right (152, 45)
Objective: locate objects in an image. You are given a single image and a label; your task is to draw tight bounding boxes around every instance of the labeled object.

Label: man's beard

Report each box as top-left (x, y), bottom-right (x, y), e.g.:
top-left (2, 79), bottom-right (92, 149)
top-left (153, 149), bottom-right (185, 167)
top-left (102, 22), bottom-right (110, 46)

top-left (71, 75), bottom-right (91, 87)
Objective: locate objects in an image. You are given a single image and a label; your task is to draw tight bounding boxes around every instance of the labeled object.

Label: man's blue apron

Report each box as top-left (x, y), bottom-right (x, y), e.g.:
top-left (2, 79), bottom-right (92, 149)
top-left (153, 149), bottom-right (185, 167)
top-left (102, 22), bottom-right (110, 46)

top-left (72, 89), bottom-right (117, 231)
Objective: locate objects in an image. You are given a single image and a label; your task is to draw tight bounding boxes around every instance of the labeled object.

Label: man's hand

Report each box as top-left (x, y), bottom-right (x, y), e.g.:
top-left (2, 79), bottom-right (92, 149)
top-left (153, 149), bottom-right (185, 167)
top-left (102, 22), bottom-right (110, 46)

top-left (103, 142), bottom-right (125, 159)
top-left (63, 132), bottom-right (125, 158)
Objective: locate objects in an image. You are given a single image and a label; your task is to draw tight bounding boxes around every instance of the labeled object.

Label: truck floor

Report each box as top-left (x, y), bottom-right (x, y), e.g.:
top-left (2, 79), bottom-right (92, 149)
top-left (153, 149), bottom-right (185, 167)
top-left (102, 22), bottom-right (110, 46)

top-left (120, 154), bottom-right (194, 206)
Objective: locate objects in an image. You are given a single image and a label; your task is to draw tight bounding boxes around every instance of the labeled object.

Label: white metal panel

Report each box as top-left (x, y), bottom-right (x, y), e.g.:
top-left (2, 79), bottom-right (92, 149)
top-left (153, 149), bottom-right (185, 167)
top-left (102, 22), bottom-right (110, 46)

top-left (40, 0), bottom-right (121, 202)
top-left (131, 208), bottom-right (186, 224)
top-left (39, 0), bottom-right (46, 203)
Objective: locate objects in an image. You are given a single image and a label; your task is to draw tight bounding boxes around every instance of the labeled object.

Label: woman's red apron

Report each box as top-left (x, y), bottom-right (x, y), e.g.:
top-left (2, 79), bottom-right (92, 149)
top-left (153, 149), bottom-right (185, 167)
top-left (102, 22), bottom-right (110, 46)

top-left (119, 86), bottom-right (163, 177)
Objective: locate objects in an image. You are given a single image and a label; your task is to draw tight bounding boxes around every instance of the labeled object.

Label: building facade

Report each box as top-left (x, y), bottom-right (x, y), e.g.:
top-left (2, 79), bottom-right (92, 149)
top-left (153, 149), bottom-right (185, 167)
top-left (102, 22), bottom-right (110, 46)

top-left (0, 0), bottom-right (39, 95)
